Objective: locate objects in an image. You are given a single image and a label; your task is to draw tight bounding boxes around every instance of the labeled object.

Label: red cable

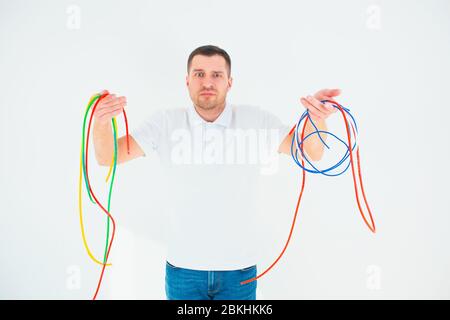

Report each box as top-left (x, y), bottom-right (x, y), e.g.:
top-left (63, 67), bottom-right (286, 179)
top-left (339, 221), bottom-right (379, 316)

top-left (241, 100), bottom-right (376, 285)
top-left (84, 93), bottom-right (131, 299)
top-left (122, 108), bottom-right (131, 155)
top-left (332, 99), bottom-right (376, 233)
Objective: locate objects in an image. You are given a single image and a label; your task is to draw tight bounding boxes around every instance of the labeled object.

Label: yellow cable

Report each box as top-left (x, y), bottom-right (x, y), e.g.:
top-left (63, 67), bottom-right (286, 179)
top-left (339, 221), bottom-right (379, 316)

top-left (78, 96), bottom-right (112, 266)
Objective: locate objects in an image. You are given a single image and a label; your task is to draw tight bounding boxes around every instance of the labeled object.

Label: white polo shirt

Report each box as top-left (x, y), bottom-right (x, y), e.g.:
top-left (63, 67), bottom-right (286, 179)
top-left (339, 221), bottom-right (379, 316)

top-left (131, 101), bottom-right (291, 270)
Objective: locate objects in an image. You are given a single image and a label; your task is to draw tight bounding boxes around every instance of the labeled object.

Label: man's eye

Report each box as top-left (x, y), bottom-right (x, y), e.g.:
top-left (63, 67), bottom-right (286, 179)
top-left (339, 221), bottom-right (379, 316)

top-left (194, 72), bottom-right (221, 77)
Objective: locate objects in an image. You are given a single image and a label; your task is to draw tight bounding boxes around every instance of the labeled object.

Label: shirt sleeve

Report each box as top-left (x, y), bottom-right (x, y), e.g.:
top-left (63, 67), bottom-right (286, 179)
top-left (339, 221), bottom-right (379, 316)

top-left (259, 108), bottom-right (292, 150)
top-left (130, 110), bottom-right (165, 157)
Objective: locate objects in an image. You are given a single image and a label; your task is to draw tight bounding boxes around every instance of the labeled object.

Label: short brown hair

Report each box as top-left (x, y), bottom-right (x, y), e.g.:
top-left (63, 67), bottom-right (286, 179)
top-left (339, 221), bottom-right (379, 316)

top-left (187, 45), bottom-right (231, 78)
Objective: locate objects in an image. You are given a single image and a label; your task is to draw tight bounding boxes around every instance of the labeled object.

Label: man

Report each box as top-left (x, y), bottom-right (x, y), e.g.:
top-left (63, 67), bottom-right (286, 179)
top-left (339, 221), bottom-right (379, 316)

top-left (93, 45), bottom-right (338, 300)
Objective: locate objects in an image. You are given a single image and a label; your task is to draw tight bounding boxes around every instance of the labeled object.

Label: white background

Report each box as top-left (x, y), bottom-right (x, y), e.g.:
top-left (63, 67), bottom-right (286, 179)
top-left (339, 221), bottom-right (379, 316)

top-left (0, 0), bottom-right (449, 299)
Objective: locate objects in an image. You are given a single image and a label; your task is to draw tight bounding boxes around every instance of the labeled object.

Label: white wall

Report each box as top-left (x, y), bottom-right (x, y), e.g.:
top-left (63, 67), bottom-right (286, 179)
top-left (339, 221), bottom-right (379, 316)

top-left (0, 0), bottom-right (449, 299)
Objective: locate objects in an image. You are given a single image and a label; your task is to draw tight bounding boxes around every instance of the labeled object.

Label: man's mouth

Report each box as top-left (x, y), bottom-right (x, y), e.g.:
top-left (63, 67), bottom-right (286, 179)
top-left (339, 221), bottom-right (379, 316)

top-left (200, 92), bottom-right (216, 96)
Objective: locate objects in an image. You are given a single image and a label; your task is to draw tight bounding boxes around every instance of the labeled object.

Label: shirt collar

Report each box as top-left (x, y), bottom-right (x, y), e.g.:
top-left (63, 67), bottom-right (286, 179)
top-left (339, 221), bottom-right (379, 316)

top-left (187, 101), bottom-right (232, 128)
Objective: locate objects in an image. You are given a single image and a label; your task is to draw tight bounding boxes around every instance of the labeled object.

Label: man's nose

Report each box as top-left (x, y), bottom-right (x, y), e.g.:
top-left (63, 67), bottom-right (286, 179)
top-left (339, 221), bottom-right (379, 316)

top-left (202, 82), bottom-right (214, 90)
top-left (200, 75), bottom-right (216, 89)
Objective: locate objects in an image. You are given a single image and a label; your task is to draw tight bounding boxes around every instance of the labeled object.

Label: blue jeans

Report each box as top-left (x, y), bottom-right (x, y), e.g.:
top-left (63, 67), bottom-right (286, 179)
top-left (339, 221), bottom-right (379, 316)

top-left (165, 261), bottom-right (257, 300)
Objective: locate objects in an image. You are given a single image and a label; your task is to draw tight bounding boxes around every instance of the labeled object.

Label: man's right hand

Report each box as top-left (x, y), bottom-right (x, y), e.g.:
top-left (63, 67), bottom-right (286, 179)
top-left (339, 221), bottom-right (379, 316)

top-left (93, 90), bottom-right (128, 125)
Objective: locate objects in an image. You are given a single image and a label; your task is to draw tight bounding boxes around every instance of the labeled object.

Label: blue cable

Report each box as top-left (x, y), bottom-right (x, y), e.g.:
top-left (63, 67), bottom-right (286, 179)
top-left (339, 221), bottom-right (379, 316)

top-left (290, 100), bottom-right (359, 176)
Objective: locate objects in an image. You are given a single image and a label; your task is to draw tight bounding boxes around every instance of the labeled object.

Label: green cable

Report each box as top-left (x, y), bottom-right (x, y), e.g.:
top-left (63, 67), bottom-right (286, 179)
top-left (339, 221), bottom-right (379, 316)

top-left (81, 94), bottom-right (119, 264)
top-left (81, 95), bottom-right (100, 205)
top-left (103, 118), bottom-right (118, 263)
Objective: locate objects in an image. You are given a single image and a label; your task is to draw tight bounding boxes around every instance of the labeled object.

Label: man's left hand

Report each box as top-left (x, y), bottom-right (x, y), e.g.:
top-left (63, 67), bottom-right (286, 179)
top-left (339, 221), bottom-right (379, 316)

top-left (300, 88), bottom-right (341, 122)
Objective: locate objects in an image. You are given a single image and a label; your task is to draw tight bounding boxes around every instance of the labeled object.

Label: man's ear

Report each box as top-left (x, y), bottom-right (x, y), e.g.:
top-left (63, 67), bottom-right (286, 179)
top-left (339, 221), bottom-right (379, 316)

top-left (227, 77), bottom-right (233, 91)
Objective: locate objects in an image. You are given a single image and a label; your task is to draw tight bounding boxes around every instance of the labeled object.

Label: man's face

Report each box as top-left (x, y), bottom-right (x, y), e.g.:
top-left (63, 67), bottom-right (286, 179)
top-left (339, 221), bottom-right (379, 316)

top-left (186, 54), bottom-right (233, 111)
